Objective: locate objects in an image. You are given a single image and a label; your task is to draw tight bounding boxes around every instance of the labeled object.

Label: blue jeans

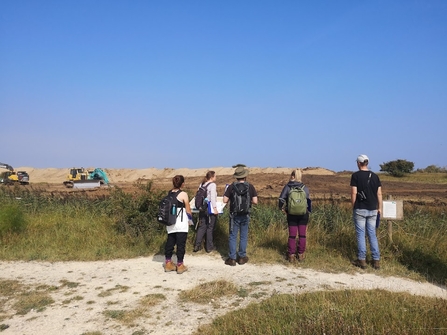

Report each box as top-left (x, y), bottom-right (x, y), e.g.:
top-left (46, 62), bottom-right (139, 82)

top-left (228, 214), bottom-right (250, 260)
top-left (353, 209), bottom-right (380, 261)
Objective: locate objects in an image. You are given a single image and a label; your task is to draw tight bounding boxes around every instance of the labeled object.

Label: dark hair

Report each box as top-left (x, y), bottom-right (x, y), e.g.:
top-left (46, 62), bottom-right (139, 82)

top-left (201, 170), bottom-right (215, 184)
top-left (172, 175), bottom-right (185, 189)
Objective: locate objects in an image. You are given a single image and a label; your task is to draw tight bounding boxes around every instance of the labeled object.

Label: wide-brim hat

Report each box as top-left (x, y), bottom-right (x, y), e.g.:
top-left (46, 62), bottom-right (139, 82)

top-left (233, 166), bottom-right (249, 179)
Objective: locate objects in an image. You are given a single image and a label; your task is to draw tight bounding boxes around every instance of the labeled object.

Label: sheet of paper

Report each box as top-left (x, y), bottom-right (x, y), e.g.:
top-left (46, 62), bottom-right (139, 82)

top-left (383, 201), bottom-right (397, 219)
top-left (190, 196), bottom-right (226, 214)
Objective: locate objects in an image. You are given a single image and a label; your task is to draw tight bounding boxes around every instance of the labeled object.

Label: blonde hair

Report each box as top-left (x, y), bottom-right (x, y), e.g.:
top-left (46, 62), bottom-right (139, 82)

top-left (290, 169), bottom-right (302, 182)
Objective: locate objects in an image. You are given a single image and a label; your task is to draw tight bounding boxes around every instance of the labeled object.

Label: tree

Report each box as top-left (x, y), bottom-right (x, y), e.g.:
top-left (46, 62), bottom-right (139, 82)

top-left (416, 165), bottom-right (447, 173)
top-left (380, 159), bottom-right (414, 177)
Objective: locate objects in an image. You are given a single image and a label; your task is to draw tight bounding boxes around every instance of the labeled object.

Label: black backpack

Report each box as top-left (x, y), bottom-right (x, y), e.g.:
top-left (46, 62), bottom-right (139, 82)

top-left (230, 182), bottom-right (251, 215)
top-left (157, 190), bottom-right (183, 226)
top-left (194, 182), bottom-right (211, 212)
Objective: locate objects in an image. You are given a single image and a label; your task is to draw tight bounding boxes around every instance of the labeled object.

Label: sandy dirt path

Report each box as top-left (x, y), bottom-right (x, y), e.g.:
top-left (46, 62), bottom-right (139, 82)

top-left (1, 254), bottom-right (446, 335)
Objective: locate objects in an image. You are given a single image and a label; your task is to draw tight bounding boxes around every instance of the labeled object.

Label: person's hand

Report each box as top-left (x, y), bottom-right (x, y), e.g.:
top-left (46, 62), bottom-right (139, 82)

top-left (213, 208), bottom-right (218, 215)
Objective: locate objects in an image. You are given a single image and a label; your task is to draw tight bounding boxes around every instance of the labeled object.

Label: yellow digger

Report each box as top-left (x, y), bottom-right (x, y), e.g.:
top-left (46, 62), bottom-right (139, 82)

top-left (0, 162), bottom-right (29, 185)
top-left (63, 167), bottom-right (109, 188)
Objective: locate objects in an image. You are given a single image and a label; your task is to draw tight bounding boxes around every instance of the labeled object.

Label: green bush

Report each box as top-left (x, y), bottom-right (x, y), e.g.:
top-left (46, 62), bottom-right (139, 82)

top-left (108, 181), bottom-right (165, 239)
top-left (380, 159), bottom-right (414, 177)
top-left (0, 203), bottom-right (28, 236)
top-left (416, 165), bottom-right (447, 173)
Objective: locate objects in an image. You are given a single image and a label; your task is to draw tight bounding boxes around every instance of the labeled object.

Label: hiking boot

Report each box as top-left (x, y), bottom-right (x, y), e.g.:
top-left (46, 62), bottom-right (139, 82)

top-left (297, 253), bottom-right (306, 262)
top-left (193, 246), bottom-right (202, 253)
top-left (353, 259), bottom-right (367, 269)
top-left (225, 258), bottom-right (237, 266)
top-left (373, 260), bottom-right (380, 270)
top-left (206, 247), bottom-right (217, 254)
top-left (164, 261), bottom-right (177, 272)
top-left (237, 256), bottom-right (249, 265)
top-left (287, 253), bottom-right (296, 263)
top-left (177, 263), bottom-right (188, 274)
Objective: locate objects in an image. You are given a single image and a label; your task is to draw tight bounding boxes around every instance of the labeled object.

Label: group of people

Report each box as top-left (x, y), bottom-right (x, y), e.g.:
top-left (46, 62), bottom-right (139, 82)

top-left (163, 155), bottom-right (382, 274)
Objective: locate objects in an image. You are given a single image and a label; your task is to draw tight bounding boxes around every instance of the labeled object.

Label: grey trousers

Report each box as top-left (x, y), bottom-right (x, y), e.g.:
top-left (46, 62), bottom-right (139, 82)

top-left (194, 213), bottom-right (217, 252)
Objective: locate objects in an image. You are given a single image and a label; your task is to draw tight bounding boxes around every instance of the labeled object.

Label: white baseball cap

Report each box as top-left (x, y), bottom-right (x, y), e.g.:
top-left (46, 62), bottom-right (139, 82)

top-left (356, 154), bottom-right (369, 163)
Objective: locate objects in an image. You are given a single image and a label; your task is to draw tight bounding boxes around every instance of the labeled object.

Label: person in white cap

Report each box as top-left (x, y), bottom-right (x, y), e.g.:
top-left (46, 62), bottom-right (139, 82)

top-left (350, 154), bottom-right (383, 270)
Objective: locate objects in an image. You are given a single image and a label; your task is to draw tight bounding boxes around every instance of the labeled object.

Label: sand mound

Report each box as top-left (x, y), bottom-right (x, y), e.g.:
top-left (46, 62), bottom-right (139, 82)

top-left (14, 166), bottom-right (336, 184)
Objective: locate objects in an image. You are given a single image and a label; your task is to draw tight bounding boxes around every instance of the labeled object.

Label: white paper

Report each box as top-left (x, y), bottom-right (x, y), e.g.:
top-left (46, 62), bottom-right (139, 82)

top-left (190, 196), bottom-right (226, 214)
top-left (383, 201), bottom-right (397, 219)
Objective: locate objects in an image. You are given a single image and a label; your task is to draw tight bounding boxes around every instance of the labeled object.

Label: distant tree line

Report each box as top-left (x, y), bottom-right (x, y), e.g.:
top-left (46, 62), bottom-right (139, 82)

top-left (379, 159), bottom-right (447, 177)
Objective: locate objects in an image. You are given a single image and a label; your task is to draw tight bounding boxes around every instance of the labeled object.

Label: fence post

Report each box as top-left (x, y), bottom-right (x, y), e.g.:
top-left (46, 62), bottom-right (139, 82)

top-left (387, 195), bottom-right (393, 244)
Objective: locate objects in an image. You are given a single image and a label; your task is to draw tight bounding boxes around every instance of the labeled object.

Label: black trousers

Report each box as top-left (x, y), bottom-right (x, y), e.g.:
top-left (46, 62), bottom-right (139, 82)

top-left (194, 213), bottom-right (217, 252)
top-left (165, 232), bottom-right (188, 263)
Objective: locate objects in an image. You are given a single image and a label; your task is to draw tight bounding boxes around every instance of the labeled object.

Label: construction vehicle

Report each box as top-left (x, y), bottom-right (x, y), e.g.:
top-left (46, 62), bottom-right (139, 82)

top-left (0, 162), bottom-right (29, 185)
top-left (63, 167), bottom-right (109, 188)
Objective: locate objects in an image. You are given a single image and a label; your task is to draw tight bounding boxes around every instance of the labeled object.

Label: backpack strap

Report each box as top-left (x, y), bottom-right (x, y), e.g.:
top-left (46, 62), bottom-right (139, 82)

top-left (173, 189), bottom-right (184, 221)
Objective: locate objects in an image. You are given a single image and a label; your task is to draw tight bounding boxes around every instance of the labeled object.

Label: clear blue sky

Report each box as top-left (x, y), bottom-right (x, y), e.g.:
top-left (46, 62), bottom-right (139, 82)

top-left (1, 1), bottom-right (446, 172)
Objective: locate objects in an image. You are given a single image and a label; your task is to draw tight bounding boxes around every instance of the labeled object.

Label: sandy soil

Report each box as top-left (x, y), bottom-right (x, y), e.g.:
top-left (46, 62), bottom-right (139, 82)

top-left (1, 254), bottom-right (446, 335)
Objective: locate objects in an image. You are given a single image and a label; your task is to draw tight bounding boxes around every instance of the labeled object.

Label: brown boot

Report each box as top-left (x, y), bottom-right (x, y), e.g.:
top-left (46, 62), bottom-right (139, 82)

top-left (164, 261), bottom-right (177, 272)
top-left (297, 253), bottom-right (306, 262)
top-left (353, 259), bottom-right (367, 269)
top-left (225, 258), bottom-right (237, 266)
top-left (176, 263), bottom-right (188, 274)
top-left (287, 253), bottom-right (296, 263)
top-left (373, 260), bottom-right (380, 270)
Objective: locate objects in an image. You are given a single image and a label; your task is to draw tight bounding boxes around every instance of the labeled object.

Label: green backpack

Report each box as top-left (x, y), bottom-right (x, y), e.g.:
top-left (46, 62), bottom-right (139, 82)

top-left (287, 184), bottom-right (307, 215)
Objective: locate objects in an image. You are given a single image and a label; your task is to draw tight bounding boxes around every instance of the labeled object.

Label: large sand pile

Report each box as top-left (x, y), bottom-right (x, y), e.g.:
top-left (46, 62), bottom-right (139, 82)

top-left (15, 166), bottom-right (335, 184)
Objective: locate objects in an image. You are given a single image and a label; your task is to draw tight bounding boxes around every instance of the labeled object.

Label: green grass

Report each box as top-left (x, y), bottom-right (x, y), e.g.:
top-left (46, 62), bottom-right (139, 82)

top-left (194, 289), bottom-right (447, 335)
top-left (102, 293), bottom-right (165, 324)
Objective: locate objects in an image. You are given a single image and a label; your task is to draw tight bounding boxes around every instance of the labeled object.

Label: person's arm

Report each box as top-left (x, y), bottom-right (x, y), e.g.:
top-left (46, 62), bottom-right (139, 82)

top-left (351, 186), bottom-right (357, 208)
top-left (377, 186), bottom-right (382, 213)
top-left (179, 191), bottom-right (192, 216)
top-left (251, 196), bottom-right (258, 205)
top-left (278, 185), bottom-right (288, 210)
top-left (223, 184), bottom-right (231, 204)
top-left (209, 183), bottom-right (218, 214)
top-left (250, 185), bottom-right (258, 205)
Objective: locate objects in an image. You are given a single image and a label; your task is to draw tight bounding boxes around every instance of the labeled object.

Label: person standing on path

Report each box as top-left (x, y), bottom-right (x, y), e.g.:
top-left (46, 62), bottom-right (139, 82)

top-left (223, 165), bottom-right (258, 266)
top-left (278, 169), bottom-right (311, 262)
top-left (164, 175), bottom-right (194, 274)
top-left (194, 171), bottom-right (218, 253)
top-left (350, 154), bottom-right (383, 270)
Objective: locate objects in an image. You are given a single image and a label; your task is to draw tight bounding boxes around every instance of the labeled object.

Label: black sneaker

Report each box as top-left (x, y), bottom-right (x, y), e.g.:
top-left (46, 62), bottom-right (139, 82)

top-left (193, 246), bottom-right (202, 253)
top-left (225, 258), bottom-right (237, 266)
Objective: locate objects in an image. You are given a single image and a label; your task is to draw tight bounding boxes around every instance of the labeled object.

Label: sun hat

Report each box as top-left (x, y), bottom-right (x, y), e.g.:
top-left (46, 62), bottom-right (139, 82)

top-left (233, 166), bottom-right (249, 179)
top-left (356, 154), bottom-right (369, 163)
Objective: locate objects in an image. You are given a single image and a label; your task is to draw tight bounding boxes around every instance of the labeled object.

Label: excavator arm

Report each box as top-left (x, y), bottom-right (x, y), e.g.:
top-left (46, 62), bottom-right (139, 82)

top-left (0, 162), bottom-right (14, 171)
top-left (88, 168), bottom-right (109, 184)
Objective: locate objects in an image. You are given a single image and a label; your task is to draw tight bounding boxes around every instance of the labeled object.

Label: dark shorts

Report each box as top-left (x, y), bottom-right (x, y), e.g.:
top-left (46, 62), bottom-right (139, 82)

top-left (287, 212), bottom-right (309, 226)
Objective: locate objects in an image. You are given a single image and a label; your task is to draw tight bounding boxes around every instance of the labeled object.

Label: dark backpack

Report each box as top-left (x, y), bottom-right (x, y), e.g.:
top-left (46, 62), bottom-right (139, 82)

top-left (287, 184), bottom-right (307, 215)
top-left (157, 190), bottom-right (183, 226)
top-left (194, 182), bottom-right (211, 212)
top-left (230, 182), bottom-right (251, 215)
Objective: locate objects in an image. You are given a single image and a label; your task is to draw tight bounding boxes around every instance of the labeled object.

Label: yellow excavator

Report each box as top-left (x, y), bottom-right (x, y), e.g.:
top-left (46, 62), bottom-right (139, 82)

top-left (63, 167), bottom-right (109, 188)
top-left (0, 162), bottom-right (29, 185)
